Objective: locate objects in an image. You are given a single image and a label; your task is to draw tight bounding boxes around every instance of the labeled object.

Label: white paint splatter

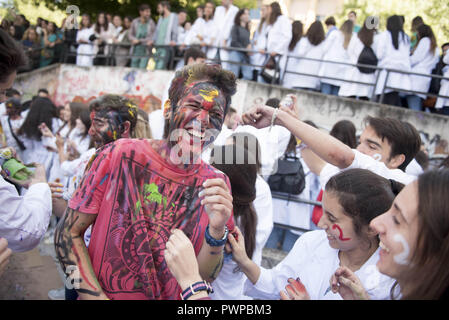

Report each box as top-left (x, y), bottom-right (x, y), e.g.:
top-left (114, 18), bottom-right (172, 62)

top-left (372, 153), bottom-right (382, 161)
top-left (393, 233), bottom-right (410, 265)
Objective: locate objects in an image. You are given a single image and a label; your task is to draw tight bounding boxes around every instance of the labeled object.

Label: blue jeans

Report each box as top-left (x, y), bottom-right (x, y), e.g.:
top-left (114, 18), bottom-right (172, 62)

top-left (321, 83), bottom-right (340, 96)
top-left (441, 106), bottom-right (449, 116)
top-left (228, 50), bottom-right (253, 80)
top-left (265, 226), bottom-right (300, 252)
top-left (406, 95), bottom-right (423, 111)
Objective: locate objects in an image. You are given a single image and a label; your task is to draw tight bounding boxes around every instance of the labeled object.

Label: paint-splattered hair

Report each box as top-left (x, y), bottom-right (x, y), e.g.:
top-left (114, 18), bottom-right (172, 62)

top-left (89, 94), bottom-right (138, 135)
top-left (164, 63), bottom-right (237, 137)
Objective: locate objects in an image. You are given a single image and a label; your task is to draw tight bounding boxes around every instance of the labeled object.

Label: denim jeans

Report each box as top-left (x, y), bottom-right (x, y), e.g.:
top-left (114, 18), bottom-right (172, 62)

top-left (406, 95), bottom-right (423, 111)
top-left (228, 50), bottom-right (253, 80)
top-left (320, 83), bottom-right (340, 96)
top-left (265, 226), bottom-right (300, 252)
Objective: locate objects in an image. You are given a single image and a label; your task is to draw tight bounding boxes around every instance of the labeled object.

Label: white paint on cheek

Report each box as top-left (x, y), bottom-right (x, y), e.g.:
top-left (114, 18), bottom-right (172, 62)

top-left (372, 153), bottom-right (382, 161)
top-left (393, 233), bottom-right (410, 265)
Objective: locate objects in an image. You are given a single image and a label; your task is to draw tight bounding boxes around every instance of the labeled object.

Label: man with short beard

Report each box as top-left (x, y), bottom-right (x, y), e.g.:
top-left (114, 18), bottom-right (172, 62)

top-left (55, 63), bottom-right (237, 300)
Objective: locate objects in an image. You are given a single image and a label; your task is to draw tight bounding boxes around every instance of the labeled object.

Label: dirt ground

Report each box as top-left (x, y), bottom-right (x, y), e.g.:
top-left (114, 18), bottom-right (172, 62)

top-left (0, 237), bottom-right (63, 300)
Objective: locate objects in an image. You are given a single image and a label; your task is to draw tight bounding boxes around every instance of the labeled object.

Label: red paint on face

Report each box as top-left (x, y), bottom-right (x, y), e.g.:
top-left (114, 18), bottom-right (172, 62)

top-left (332, 224), bottom-right (351, 241)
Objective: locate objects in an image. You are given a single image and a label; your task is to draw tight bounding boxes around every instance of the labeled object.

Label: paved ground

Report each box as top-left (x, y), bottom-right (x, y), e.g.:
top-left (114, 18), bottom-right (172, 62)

top-left (0, 233), bottom-right (63, 300)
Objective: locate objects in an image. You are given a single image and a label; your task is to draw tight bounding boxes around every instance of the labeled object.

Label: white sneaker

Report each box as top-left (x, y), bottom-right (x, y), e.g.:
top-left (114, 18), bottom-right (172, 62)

top-left (48, 287), bottom-right (65, 300)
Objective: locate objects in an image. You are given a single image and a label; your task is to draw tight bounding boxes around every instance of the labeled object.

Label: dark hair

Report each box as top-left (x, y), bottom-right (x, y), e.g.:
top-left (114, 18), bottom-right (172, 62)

top-left (392, 169), bottom-right (449, 299)
top-left (159, 1), bottom-right (171, 11)
top-left (80, 14), bottom-right (92, 29)
top-left (38, 88), bottom-right (49, 95)
top-left (164, 63), bottom-right (237, 138)
top-left (325, 168), bottom-right (403, 245)
top-left (268, 2), bottom-right (282, 25)
top-left (364, 116), bottom-right (421, 171)
top-left (411, 16), bottom-right (424, 32)
top-left (183, 46), bottom-right (206, 65)
top-left (204, 1), bottom-right (215, 21)
top-left (77, 108), bottom-right (92, 139)
top-left (265, 97), bottom-right (280, 109)
top-left (229, 132), bottom-right (262, 173)
top-left (139, 4), bottom-right (150, 12)
top-left (325, 16), bottom-right (336, 26)
top-left (415, 150), bottom-right (429, 171)
top-left (289, 20), bottom-right (303, 51)
top-left (18, 97), bottom-right (57, 140)
top-left (330, 120), bottom-right (357, 149)
top-left (306, 20), bottom-right (325, 46)
top-left (68, 102), bottom-right (88, 131)
top-left (89, 94), bottom-right (138, 135)
top-left (6, 88), bottom-right (20, 97)
top-left (211, 144), bottom-right (258, 259)
top-left (387, 15), bottom-right (408, 50)
top-left (348, 10), bottom-right (357, 17)
top-left (358, 17), bottom-right (375, 47)
top-left (95, 12), bottom-right (109, 34)
top-left (234, 8), bottom-right (249, 30)
top-left (417, 24), bottom-right (437, 54)
top-left (5, 97), bottom-right (22, 117)
top-left (0, 29), bottom-right (27, 84)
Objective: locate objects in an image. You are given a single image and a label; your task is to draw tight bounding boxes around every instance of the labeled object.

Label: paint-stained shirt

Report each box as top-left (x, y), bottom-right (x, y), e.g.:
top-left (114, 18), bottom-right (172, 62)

top-left (69, 138), bottom-right (235, 300)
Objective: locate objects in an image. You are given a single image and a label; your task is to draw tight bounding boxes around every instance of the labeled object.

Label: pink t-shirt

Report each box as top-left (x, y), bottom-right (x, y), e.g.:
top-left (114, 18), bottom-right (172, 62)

top-left (69, 138), bottom-right (235, 300)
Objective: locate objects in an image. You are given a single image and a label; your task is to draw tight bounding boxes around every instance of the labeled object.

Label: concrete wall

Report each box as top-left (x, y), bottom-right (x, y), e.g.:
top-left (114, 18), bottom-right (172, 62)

top-left (14, 64), bottom-right (449, 148)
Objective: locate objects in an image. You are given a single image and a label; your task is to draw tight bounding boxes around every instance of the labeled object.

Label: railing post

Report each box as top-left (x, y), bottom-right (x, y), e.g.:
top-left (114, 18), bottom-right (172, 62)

top-left (371, 67), bottom-right (382, 102)
top-left (379, 69), bottom-right (390, 104)
top-left (280, 54), bottom-right (289, 86)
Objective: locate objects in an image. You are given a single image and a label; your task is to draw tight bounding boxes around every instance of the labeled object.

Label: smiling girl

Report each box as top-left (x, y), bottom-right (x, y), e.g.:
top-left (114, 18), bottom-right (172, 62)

top-left (332, 169), bottom-right (449, 300)
top-left (228, 168), bottom-right (398, 300)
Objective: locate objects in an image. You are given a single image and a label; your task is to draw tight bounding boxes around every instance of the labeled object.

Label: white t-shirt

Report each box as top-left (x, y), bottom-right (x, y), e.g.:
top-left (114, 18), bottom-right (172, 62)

top-left (243, 230), bottom-right (395, 300)
top-left (319, 149), bottom-right (417, 190)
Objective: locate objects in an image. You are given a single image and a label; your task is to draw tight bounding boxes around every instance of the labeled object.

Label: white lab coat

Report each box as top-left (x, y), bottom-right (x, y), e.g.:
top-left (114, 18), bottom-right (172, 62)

top-left (435, 51), bottom-right (449, 109)
top-left (409, 37), bottom-right (439, 99)
top-left (185, 17), bottom-right (205, 45)
top-left (211, 5), bottom-right (239, 66)
top-left (266, 15), bottom-right (292, 78)
top-left (0, 176), bottom-right (52, 252)
top-left (339, 34), bottom-right (380, 98)
top-left (250, 22), bottom-right (269, 71)
top-left (374, 30), bottom-right (411, 95)
top-left (243, 230), bottom-right (396, 300)
top-left (76, 27), bottom-right (95, 67)
top-left (283, 37), bottom-right (326, 90)
top-left (203, 19), bottom-right (219, 60)
top-left (210, 175), bottom-right (273, 300)
top-left (319, 31), bottom-right (353, 87)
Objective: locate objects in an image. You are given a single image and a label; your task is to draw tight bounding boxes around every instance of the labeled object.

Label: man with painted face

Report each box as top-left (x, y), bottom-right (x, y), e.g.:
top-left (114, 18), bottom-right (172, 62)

top-left (55, 63), bottom-right (237, 300)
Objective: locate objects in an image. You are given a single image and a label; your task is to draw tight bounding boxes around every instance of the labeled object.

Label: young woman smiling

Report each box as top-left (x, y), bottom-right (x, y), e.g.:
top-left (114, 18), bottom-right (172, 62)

top-left (228, 168), bottom-right (399, 300)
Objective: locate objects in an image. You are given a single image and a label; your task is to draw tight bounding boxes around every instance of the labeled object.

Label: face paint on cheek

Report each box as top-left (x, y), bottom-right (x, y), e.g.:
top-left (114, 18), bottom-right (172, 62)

top-left (372, 153), bottom-right (382, 161)
top-left (393, 233), bottom-right (410, 265)
top-left (332, 224), bottom-right (351, 241)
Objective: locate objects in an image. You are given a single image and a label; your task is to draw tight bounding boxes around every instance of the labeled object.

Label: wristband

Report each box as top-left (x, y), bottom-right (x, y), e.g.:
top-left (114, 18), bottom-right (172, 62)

top-left (180, 280), bottom-right (214, 300)
top-left (205, 225), bottom-right (228, 247)
top-left (269, 108), bottom-right (279, 132)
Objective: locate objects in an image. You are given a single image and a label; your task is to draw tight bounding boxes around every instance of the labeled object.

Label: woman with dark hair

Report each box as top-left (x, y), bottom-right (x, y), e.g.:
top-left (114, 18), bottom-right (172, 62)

top-left (250, 4), bottom-right (270, 80)
top-left (333, 169), bottom-right (449, 300)
top-left (93, 12), bottom-right (116, 65)
top-left (406, 24), bottom-right (439, 111)
top-left (76, 14), bottom-right (95, 67)
top-left (17, 97), bottom-right (60, 178)
top-left (208, 143), bottom-right (259, 300)
top-left (329, 120), bottom-right (357, 149)
top-left (374, 15), bottom-right (411, 107)
top-left (40, 21), bottom-right (62, 67)
top-left (319, 20), bottom-right (354, 96)
top-left (410, 16), bottom-right (424, 52)
top-left (229, 168), bottom-right (397, 300)
top-left (228, 8), bottom-right (253, 80)
top-left (283, 20), bottom-right (326, 91)
top-left (258, 1), bottom-right (292, 83)
top-left (339, 17), bottom-right (379, 100)
top-left (113, 15), bottom-right (133, 67)
top-left (201, 1), bottom-right (218, 60)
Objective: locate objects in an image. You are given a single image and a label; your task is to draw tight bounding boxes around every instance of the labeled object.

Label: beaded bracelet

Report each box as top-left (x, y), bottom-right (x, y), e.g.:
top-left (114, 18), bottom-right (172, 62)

top-left (180, 280), bottom-right (214, 300)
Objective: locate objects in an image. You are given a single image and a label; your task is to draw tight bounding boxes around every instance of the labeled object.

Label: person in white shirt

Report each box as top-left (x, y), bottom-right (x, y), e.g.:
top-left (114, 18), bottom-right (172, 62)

top-left (228, 168), bottom-right (397, 300)
top-left (406, 24), bottom-right (439, 111)
top-left (185, 5), bottom-right (205, 46)
top-left (283, 20), bottom-right (326, 91)
top-left (435, 48), bottom-right (449, 115)
top-left (241, 95), bottom-right (421, 189)
top-left (339, 18), bottom-right (380, 100)
top-left (250, 4), bottom-right (269, 80)
top-left (374, 15), bottom-right (411, 107)
top-left (211, 0), bottom-right (239, 71)
top-left (0, 29), bottom-right (51, 259)
top-left (93, 12), bottom-right (117, 65)
top-left (0, 98), bottom-right (25, 161)
top-left (76, 14), bottom-right (95, 67)
top-left (319, 20), bottom-right (354, 96)
top-left (259, 2), bottom-right (292, 84)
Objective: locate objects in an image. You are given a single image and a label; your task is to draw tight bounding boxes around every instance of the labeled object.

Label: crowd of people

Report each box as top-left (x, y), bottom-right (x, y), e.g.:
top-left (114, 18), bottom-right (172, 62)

top-left (2, 1), bottom-right (449, 114)
top-left (0, 1), bottom-right (449, 302)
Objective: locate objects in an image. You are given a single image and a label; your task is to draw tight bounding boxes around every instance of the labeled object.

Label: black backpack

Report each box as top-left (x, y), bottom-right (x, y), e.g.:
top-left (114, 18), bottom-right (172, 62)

top-left (357, 46), bottom-right (378, 74)
top-left (267, 155), bottom-right (306, 195)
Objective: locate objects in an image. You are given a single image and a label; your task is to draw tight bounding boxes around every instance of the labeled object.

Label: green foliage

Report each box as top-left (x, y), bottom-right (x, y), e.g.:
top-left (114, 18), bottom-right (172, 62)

top-left (336, 0), bottom-right (449, 47)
